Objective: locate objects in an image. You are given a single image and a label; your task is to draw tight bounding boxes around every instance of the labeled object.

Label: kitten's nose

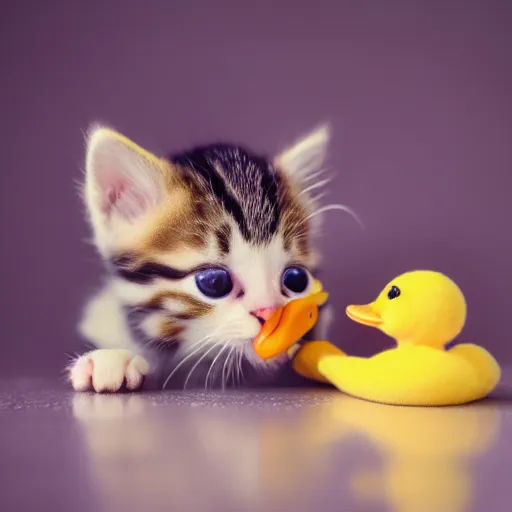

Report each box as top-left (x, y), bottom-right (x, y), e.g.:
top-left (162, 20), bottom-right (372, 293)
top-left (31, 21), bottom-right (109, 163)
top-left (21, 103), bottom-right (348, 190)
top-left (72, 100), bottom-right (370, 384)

top-left (251, 307), bottom-right (278, 325)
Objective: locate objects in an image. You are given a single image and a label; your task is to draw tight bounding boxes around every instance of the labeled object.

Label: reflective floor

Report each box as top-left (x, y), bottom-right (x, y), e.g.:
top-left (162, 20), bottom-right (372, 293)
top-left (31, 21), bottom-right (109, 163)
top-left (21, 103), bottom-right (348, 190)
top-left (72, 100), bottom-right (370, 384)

top-left (1, 375), bottom-right (512, 512)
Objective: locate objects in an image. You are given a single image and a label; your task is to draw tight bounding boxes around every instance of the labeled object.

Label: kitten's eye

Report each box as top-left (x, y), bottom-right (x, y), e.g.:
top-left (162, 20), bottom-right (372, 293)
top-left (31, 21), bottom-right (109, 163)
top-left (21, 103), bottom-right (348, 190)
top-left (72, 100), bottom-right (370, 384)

top-left (282, 266), bottom-right (309, 294)
top-left (387, 285), bottom-right (401, 300)
top-left (195, 267), bottom-right (233, 299)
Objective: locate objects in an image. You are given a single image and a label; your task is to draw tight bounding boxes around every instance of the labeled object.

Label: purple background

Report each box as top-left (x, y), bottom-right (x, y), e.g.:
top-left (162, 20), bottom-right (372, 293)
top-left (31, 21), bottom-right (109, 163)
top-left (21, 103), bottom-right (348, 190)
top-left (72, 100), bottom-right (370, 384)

top-left (1, 0), bottom-right (511, 378)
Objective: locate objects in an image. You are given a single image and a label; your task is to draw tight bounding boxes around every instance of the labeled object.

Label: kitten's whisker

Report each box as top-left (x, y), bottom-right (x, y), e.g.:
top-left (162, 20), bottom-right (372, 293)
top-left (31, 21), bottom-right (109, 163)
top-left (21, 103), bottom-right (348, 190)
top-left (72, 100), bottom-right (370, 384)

top-left (183, 343), bottom-right (219, 390)
top-left (173, 333), bottom-right (214, 363)
top-left (235, 349), bottom-right (241, 382)
top-left (303, 167), bottom-right (329, 183)
top-left (310, 191), bottom-right (328, 204)
top-left (233, 345), bottom-right (242, 384)
top-left (165, 319), bottom-right (244, 390)
top-left (221, 339), bottom-right (237, 389)
top-left (234, 345), bottom-right (240, 385)
top-left (236, 345), bottom-right (245, 385)
top-left (300, 178), bottom-right (332, 196)
top-left (162, 338), bottom-right (212, 389)
top-left (306, 203), bottom-right (365, 230)
top-left (172, 318), bottom-right (233, 358)
top-left (228, 347), bottom-right (237, 388)
top-left (221, 346), bottom-right (236, 391)
top-left (205, 342), bottom-right (230, 390)
top-left (161, 325), bottom-right (227, 390)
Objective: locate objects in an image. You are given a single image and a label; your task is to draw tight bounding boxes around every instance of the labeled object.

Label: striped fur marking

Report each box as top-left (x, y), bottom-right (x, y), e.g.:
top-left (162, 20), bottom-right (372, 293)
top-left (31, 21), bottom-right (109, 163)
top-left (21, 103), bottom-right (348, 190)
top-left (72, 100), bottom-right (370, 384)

top-left (110, 255), bottom-right (229, 286)
top-left (144, 187), bottom-right (215, 252)
top-left (277, 174), bottom-right (309, 256)
top-left (171, 144), bottom-right (281, 245)
top-left (215, 223), bottom-right (231, 255)
top-left (110, 255), bottom-right (192, 284)
top-left (145, 291), bottom-right (213, 318)
top-left (159, 319), bottom-right (185, 340)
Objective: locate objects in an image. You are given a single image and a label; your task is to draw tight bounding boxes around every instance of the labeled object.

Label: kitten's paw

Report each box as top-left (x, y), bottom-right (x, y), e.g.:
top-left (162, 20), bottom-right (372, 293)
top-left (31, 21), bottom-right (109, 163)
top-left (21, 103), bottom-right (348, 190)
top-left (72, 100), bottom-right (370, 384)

top-left (68, 349), bottom-right (150, 392)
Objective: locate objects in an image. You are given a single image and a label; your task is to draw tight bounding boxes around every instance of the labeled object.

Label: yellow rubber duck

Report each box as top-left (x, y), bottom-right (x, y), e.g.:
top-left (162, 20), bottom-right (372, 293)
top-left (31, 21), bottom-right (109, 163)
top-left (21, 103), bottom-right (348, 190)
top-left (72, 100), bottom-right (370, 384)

top-left (294, 270), bottom-right (501, 406)
top-left (253, 271), bottom-right (501, 406)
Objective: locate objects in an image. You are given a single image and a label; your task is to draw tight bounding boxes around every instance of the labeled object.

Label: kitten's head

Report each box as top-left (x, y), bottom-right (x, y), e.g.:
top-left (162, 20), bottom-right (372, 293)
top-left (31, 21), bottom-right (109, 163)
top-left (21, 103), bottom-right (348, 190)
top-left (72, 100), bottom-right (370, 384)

top-left (83, 124), bottom-right (330, 371)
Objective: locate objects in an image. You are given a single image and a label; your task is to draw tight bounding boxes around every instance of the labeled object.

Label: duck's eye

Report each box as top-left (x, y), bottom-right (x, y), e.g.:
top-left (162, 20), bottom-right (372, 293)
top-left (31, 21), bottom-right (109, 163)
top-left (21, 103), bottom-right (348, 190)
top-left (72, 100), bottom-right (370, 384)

top-left (387, 285), bottom-right (401, 300)
top-left (195, 267), bottom-right (233, 299)
top-left (282, 266), bottom-right (309, 294)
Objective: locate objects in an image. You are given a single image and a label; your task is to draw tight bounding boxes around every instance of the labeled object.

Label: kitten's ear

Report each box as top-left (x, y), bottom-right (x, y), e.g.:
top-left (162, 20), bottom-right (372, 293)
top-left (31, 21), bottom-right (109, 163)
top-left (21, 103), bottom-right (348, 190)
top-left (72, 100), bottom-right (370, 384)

top-left (274, 124), bottom-right (330, 187)
top-left (83, 125), bottom-right (167, 255)
top-left (84, 125), bottom-right (165, 224)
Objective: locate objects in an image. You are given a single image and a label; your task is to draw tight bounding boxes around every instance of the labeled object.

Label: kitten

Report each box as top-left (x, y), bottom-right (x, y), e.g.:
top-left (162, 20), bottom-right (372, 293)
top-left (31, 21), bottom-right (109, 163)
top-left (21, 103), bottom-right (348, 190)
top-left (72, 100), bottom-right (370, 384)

top-left (68, 124), bottom-right (334, 392)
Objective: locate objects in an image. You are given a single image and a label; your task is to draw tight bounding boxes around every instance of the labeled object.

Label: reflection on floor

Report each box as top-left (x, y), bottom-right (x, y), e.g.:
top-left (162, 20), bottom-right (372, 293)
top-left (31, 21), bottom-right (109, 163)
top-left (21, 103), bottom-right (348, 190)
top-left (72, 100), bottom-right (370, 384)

top-left (1, 378), bottom-right (511, 512)
top-left (72, 391), bottom-right (505, 512)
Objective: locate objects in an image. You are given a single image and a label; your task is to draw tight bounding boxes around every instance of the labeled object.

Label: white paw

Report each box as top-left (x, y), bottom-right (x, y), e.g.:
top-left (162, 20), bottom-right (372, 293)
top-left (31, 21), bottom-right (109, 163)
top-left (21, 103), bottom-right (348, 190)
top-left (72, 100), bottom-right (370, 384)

top-left (68, 349), bottom-right (150, 392)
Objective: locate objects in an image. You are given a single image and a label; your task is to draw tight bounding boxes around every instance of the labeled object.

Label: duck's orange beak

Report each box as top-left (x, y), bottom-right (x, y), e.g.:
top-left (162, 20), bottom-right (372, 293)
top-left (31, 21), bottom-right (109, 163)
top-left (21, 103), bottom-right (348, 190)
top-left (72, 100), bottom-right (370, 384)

top-left (345, 303), bottom-right (382, 327)
top-left (253, 283), bottom-right (329, 360)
